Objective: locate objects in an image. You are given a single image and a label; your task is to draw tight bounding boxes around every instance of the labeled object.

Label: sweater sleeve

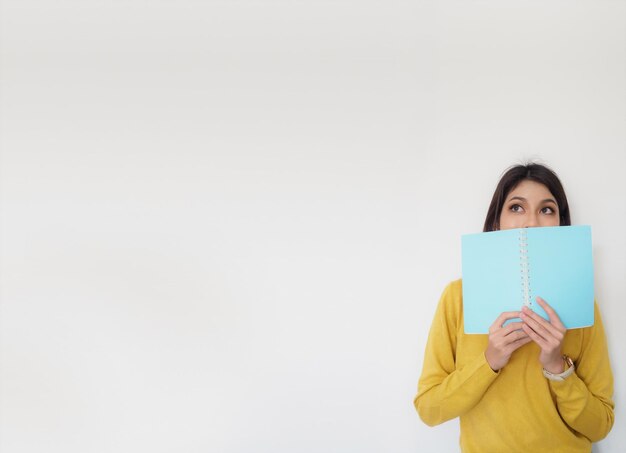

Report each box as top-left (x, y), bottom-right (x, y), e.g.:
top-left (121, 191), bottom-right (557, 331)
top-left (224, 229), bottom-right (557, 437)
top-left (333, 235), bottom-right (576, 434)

top-left (549, 302), bottom-right (615, 441)
top-left (414, 282), bottom-right (499, 426)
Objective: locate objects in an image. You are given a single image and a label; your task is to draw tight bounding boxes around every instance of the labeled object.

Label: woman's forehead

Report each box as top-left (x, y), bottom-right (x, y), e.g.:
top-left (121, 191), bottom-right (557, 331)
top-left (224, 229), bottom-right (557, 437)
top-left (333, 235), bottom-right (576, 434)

top-left (506, 180), bottom-right (555, 199)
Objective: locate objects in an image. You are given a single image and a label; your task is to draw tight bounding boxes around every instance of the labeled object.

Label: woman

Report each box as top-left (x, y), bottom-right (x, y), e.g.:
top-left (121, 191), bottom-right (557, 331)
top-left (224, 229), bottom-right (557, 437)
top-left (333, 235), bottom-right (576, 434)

top-left (414, 163), bottom-right (614, 452)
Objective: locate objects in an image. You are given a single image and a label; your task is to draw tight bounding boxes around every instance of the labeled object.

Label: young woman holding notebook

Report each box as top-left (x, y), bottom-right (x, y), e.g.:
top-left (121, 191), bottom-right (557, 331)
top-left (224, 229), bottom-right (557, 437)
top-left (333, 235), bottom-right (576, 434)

top-left (414, 163), bottom-right (614, 452)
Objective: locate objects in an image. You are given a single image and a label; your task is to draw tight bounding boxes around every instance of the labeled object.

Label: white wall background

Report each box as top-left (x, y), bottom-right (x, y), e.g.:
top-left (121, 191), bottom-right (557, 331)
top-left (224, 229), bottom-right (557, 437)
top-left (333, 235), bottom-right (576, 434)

top-left (1, 1), bottom-right (624, 452)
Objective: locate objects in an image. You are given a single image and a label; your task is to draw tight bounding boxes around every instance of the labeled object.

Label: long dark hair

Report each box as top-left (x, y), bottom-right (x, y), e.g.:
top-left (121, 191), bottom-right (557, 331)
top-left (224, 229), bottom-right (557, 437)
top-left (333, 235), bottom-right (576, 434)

top-left (483, 163), bottom-right (571, 232)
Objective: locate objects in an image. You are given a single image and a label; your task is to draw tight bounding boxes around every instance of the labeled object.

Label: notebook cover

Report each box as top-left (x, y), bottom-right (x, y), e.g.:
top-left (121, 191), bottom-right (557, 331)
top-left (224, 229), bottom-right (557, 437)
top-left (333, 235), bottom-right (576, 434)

top-left (461, 225), bottom-right (594, 334)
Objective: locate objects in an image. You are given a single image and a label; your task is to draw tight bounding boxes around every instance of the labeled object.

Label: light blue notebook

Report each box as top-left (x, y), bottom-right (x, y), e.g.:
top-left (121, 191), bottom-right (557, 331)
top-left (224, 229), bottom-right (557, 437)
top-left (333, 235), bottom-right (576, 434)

top-left (461, 225), bottom-right (595, 334)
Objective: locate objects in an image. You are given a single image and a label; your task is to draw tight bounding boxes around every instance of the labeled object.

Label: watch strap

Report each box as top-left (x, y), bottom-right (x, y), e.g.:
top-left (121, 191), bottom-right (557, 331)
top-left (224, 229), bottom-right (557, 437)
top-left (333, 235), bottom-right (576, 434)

top-left (543, 355), bottom-right (575, 381)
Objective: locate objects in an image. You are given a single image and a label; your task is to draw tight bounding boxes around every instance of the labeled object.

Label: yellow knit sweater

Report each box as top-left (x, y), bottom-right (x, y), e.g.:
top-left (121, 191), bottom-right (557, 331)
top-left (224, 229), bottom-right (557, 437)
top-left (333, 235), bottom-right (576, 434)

top-left (414, 279), bottom-right (614, 453)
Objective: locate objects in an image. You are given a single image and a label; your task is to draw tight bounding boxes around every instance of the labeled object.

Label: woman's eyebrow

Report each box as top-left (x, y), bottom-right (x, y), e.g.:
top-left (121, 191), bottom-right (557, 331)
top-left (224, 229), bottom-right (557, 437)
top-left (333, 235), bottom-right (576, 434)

top-left (506, 196), bottom-right (557, 204)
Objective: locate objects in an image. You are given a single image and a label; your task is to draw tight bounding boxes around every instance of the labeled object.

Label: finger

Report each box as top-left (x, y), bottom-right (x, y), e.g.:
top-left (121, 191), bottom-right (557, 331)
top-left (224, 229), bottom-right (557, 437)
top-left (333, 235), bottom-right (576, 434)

top-left (511, 335), bottom-right (533, 349)
top-left (521, 323), bottom-right (548, 348)
top-left (521, 306), bottom-right (548, 326)
top-left (520, 309), bottom-right (553, 339)
top-left (535, 296), bottom-right (566, 329)
top-left (505, 335), bottom-right (532, 354)
top-left (500, 321), bottom-right (526, 336)
top-left (503, 328), bottom-right (530, 345)
top-left (490, 311), bottom-right (522, 332)
top-left (521, 305), bottom-right (558, 332)
top-left (521, 305), bottom-right (566, 342)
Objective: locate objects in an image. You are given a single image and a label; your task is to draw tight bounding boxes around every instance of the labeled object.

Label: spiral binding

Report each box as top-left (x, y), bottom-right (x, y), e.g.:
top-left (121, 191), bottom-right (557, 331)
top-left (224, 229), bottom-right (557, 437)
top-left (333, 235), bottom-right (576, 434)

top-left (519, 229), bottom-right (532, 308)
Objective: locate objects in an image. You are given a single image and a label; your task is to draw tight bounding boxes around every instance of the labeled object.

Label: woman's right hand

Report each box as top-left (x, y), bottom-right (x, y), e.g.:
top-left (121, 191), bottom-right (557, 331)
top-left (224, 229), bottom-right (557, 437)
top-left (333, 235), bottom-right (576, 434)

top-left (484, 311), bottom-right (532, 371)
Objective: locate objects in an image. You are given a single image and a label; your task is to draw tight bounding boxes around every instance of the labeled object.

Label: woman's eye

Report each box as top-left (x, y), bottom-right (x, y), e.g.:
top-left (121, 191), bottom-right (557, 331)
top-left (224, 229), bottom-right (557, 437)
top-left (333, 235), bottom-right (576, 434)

top-left (541, 207), bottom-right (555, 214)
top-left (510, 204), bottom-right (523, 212)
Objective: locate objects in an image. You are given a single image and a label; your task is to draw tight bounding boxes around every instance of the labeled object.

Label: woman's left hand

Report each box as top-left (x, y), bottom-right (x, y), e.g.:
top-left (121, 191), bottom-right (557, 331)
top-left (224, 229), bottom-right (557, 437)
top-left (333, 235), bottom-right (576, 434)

top-left (520, 296), bottom-right (567, 374)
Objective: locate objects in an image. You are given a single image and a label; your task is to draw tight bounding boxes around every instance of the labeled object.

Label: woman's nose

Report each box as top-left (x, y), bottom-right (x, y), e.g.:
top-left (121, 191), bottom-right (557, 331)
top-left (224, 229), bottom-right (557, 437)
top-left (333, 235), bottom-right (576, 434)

top-left (524, 213), bottom-right (539, 228)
